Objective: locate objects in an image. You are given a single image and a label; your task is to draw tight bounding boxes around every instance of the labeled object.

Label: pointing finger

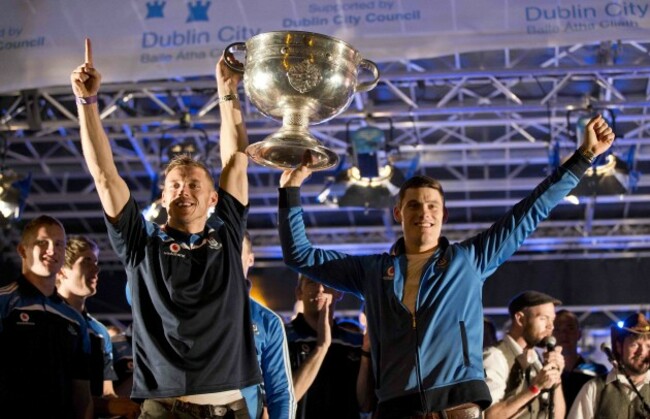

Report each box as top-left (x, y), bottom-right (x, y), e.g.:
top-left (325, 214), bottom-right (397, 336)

top-left (85, 38), bottom-right (93, 67)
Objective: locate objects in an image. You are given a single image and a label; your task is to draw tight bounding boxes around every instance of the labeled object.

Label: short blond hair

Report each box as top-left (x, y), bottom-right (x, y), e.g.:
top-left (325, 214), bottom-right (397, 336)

top-left (164, 155), bottom-right (215, 187)
top-left (20, 215), bottom-right (65, 245)
top-left (64, 235), bottom-right (99, 269)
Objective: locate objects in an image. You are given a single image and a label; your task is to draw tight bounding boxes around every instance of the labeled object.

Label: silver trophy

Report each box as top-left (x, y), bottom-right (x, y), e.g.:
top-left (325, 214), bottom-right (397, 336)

top-left (224, 31), bottom-right (380, 171)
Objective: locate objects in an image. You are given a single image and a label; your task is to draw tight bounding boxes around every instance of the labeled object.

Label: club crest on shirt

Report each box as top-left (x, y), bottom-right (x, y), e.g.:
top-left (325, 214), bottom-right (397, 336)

top-left (383, 266), bottom-right (395, 281)
top-left (67, 324), bottom-right (78, 336)
top-left (207, 237), bottom-right (222, 250)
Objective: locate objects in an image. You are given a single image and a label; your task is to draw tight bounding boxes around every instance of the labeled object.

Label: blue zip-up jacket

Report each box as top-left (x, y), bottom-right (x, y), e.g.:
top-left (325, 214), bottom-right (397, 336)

top-left (84, 312), bottom-right (118, 396)
top-left (250, 298), bottom-right (296, 419)
top-left (278, 152), bottom-right (589, 416)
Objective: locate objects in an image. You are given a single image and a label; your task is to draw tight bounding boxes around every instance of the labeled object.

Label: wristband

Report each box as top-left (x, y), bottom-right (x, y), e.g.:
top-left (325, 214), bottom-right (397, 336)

top-left (219, 94), bottom-right (239, 103)
top-left (577, 146), bottom-right (596, 164)
top-left (76, 95), bottom-right (98, 105)
top-left (360, 350), bottom-right (371, 358)
top-left (528, 384), bottom-right (541, 395)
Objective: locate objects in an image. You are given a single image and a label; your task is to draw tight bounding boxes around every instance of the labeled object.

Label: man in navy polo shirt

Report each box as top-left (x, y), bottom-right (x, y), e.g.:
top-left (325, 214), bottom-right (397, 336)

top-left (0, 215), bottom-right (93, 418)
top-left (71, 38), bottom-right (261, 418)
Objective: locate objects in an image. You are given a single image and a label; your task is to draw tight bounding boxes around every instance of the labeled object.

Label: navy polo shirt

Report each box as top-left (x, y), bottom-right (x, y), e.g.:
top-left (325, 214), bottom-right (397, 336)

top-left (0, 276), bottom-right (91, 418)
top-left (106, 189), bottom-right (262, 399)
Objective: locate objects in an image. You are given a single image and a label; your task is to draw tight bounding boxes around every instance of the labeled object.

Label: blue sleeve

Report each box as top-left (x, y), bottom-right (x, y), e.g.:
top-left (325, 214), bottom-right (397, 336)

top-left (278, 188), bottom-right (372, 299)
top-left (260, 307), bottom-right (296, 419)
top-left (76, 314), bottom-right (93, 381)
top-left (461, 151), bottom-right (589, 279)
top-left (98, 322), bottom-right (119, 381)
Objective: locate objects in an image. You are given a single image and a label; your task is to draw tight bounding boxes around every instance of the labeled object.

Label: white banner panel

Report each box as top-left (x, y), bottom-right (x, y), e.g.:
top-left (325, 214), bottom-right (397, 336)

top-left (1, 0), bottom-right (650, 92)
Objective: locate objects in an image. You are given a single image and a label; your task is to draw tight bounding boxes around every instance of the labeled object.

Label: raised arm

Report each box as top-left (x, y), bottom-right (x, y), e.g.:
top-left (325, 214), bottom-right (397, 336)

top-left (71, 39), bottom-right (130, 220)
top-left (216, 56), bottom-right (248, 205)
top-left (466, 114), bottom-right (616, 278)
top-left (356, 330), bottom-right (377, 414)
top-left (277, 162), bottom-right (367, 297)
top-left (292, 294), bottom-right (332, 401)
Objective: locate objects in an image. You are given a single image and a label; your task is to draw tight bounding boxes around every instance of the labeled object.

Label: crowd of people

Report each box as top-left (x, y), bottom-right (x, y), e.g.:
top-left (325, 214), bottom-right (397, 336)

top-left (1, 38), bottom-right (648, 419)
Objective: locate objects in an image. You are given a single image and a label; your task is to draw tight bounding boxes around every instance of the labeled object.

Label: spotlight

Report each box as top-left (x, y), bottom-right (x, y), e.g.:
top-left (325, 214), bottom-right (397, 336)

top-left (318, 124), bottom-right (407, 209)
top-left (0, 170), bottom-right (31, 226)
top-left (142, 198), bottom-right (166, 224)
top-left (562, 108), bottom-right (637, 201)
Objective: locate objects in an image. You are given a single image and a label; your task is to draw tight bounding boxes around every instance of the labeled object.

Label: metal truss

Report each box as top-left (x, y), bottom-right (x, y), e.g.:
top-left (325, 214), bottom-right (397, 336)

top-left (2, 40), bottom-right (650, 269)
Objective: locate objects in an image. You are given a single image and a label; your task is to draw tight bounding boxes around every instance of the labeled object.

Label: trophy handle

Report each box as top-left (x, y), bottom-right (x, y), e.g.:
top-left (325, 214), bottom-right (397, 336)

top-left (222, 42), bottom-right (247, 73)
top-left (355, 59), bottom-right (380, 92)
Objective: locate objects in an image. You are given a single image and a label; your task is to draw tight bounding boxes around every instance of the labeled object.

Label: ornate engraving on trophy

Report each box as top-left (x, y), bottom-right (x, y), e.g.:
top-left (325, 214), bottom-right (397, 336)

top-left (287, 60), bottom-right (322, 94)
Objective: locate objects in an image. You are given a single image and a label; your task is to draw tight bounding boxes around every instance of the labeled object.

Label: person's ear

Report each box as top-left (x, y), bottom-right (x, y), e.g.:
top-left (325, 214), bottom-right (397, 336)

top-left (614, 340), bottom-right (623, 359)
top-left (442, 206), bottom-right (449, 223)
top-left (393, 205), bottom-right (402, 223)
top-left (17, 243), bottom-right (26, 259)
top-left (209, 190), bottom-right (218, 207)
top-left (514, 311), bottom-right (526, 327)
top-left (160, 190), bottom-right (168, 209)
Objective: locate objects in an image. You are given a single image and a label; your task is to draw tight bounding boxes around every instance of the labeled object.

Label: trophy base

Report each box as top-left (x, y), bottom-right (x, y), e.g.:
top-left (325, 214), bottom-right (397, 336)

top-left (246, 131), bottom-right (339, 171)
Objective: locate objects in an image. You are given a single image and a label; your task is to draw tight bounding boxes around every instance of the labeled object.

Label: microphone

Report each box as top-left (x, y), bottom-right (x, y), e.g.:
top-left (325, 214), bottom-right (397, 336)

top-left (531, 336), bottom-right (558, 371)
top-left (541, 336), bottom-right (557, 352)
top-left (601, 343), bottom-right (618, 367)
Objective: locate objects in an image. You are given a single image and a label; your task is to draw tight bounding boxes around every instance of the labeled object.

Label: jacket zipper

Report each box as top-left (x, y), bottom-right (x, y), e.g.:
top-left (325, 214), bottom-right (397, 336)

top-left (413, 314), bottom-right (427, 413)
top-left (398, 254), bottom-right (432, 414)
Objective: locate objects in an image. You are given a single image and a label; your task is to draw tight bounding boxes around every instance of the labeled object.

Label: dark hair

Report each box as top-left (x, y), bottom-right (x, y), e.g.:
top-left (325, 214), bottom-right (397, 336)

top-left (397, 175), bottom-right (445, 207)
top-left (20, 215), bottom-right (65, 245)
top-left (507, 290), bottom-right (562, 318)
top-left (483, 317), bottom-right (498, 349)
top-left (64, 235), bottom-right (99, 269)
top-left (555, 309), bottom-right (579, 328)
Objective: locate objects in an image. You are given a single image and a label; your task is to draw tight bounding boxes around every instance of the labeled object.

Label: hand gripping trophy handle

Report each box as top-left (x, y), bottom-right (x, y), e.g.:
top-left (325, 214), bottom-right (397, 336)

top-left (223, 42), bottom-right (246, 73)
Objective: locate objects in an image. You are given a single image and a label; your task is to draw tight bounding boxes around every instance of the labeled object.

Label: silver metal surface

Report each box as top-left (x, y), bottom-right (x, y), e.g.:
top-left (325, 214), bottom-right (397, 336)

top-left (225, 31), bottom-right (379, 170)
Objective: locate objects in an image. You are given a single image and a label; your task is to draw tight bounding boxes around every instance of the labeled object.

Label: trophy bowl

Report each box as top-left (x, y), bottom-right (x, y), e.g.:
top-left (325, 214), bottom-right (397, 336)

top-left (224, 31), bottom-right (380, 171)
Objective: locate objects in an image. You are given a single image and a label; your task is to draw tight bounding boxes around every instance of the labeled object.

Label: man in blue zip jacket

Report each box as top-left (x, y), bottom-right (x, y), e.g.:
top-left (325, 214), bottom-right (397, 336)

top-left (242, 231), bottom-right (297, 419)
top-left (277, 115), bottom-right (615, 419)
